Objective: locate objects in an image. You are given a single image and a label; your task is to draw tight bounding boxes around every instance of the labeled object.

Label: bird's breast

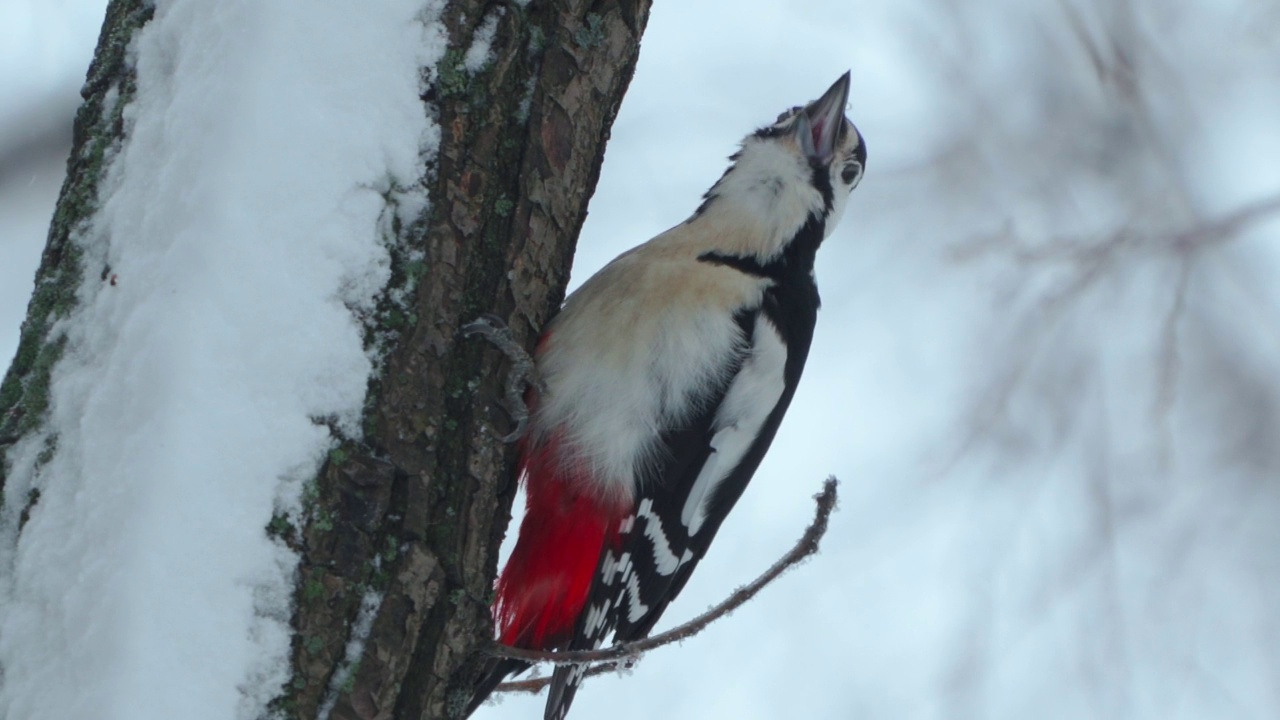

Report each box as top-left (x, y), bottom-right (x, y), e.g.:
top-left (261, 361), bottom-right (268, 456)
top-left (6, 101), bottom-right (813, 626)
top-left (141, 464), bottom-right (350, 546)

top-left (528, 256), bottom-right (767, 499)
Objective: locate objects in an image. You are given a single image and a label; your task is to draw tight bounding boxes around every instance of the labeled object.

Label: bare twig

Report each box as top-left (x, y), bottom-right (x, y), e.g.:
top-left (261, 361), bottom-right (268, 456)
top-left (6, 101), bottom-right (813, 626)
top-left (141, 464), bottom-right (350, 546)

top-left (949, 194), bottom-right (1280, 272)
top-left (495, 661), bottom-right (625, 695)
top-left (489, 476), bottom-right (840, 669)
top-left (941, 193), bottom-right (1280, 469)
top-left (1151, 257), bottom-right (1192, 473)
top-left (1168, 194), bottom-right (1280, 252)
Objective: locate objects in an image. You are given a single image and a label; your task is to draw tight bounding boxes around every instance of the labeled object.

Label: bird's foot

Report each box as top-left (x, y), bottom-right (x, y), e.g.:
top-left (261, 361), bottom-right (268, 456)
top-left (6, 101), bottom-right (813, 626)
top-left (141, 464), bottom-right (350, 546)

top-left (461, 314), bottom-right (543, 443)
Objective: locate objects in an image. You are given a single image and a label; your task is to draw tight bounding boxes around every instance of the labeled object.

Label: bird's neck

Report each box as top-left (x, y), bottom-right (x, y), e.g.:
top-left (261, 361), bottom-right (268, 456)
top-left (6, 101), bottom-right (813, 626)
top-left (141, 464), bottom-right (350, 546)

top-left (691, 192), bottom-right (826, 278)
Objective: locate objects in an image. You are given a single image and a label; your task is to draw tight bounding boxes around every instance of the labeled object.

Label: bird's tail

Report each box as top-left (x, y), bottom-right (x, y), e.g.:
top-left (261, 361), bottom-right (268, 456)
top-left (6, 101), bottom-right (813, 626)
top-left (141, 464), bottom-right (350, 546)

top-left (464, 657), bottom-right (530, 718)
top-left (464, 656), bottom-right (588, 720)
top-left (544, 663), bottom-right (588, 720)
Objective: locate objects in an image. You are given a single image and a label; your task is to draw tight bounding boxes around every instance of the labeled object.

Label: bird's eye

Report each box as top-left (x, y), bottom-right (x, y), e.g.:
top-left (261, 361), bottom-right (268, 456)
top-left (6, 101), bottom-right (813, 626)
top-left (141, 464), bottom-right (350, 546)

top-left (841, 161), bottom-right (862, 187)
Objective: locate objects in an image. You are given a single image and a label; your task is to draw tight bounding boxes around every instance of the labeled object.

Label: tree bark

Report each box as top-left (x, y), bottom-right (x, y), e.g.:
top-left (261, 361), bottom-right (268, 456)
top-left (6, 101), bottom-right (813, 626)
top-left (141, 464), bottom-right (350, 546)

top-left (0, 0), bottom-right (152, 466)
top-left (0, 1), bottom-right (650, 718)
top-left (290, 3), bottom-right (651, 719)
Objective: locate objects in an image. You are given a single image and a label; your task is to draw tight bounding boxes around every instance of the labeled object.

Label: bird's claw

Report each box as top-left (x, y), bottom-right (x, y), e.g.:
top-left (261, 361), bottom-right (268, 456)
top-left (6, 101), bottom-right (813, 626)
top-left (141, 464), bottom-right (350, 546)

top-left (460, 314), bottom-right (542, 443)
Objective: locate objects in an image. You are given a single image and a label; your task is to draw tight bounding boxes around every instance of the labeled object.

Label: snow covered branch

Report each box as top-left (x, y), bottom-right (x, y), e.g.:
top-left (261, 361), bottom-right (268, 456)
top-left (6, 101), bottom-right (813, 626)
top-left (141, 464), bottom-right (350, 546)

top-left (489, 476), bottom-right (839, 683)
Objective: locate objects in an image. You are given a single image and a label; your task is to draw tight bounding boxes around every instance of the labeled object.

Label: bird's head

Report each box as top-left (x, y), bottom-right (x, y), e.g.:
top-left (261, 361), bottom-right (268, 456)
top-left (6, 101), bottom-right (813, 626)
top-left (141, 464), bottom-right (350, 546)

top-left (695, 72), bottom-right (865, 263)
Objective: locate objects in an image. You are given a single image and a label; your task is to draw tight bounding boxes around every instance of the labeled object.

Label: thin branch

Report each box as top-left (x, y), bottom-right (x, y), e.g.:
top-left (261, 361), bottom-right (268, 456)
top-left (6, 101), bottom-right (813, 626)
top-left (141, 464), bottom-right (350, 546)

top-left (496, 661), bottom-right (625, 695)
top-left (949, 193), bottom-right (1280, 270)
top-left (1152, 256), bottom-right (1192, 474)
top-left (940, 193), bottom-right (1280, 470)
top-left (489, 476), bottom-right (840, 668)
top-left (1168, 194), bottom-right (1280, 251)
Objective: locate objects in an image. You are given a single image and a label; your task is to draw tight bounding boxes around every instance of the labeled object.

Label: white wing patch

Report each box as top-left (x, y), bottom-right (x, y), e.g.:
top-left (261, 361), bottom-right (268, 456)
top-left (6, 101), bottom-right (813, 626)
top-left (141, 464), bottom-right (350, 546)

top-left (636, 498), bottom-right (684, 575)
top-left (600, 544), bottom-right (650, 623)
top-left (599, 549), bottom-right (633, 586)
top-left (681, 314), bottom-right (788, 536)
top-left (619, 571), bottom-right (650, 623)
top-left (583, 598), bottom-right (612, 641)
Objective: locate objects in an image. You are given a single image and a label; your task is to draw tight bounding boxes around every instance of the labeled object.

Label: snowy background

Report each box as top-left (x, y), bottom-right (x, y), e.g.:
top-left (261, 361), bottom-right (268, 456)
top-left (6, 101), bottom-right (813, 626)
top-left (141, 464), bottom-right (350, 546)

top-left (3, 1), bottom-right (1280, 719)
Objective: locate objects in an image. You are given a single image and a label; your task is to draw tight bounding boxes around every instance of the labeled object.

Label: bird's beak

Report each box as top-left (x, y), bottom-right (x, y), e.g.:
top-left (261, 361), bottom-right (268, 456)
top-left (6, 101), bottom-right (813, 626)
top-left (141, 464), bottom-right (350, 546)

top-left (796, 71), bottom-right (851, 165)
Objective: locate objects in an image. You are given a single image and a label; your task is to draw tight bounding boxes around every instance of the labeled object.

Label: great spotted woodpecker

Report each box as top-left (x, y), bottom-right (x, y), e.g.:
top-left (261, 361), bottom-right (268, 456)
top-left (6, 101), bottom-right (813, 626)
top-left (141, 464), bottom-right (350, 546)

top-left (470, 72), bottom-right (865, 719)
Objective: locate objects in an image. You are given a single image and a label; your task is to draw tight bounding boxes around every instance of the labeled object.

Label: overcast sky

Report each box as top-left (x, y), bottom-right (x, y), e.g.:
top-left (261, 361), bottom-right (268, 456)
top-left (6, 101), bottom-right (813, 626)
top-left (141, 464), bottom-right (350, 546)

top-left (3, 1), bottom-right (1280, 719)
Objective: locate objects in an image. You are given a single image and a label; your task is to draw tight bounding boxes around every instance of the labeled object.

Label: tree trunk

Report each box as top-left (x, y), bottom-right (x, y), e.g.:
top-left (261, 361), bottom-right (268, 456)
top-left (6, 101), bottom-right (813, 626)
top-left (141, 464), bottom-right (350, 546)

top-left (0, 1), bottom-right (651, 718)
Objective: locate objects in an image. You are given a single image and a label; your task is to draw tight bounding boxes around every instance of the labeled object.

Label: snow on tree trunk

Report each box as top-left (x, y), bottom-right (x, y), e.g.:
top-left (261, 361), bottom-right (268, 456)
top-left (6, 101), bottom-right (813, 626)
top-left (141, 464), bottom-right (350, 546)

top-left (0, 1), bottom-right (650, 719)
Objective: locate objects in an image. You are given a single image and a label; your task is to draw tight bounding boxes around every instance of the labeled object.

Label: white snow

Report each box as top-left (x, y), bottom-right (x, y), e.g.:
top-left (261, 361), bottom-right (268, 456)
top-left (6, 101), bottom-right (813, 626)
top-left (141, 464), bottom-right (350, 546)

top-left (0, 1), bottom-right (447, 719)
top-left (464, 10), bottom-right (503, 73)
top-left (317, 588), bottom-right (385, 720)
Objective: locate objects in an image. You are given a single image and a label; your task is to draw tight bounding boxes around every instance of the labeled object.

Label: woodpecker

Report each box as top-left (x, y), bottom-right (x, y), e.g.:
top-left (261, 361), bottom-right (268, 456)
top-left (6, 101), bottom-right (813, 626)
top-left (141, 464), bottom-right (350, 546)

top-left (469, 72), bottom-right (865, 719)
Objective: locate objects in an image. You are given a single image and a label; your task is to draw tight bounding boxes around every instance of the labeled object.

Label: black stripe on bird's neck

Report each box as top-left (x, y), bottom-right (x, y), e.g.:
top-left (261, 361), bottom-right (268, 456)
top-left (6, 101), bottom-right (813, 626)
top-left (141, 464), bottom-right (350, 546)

top-left (697, 211), bottom-right (827, 288)
top-left (808, 159), bottom-right (834, 212)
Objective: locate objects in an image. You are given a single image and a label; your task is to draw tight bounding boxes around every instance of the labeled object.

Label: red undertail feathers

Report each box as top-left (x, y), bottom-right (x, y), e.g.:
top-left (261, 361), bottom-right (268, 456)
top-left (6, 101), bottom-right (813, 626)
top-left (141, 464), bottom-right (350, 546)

top-left (494, 434), bottom-right (631, 649)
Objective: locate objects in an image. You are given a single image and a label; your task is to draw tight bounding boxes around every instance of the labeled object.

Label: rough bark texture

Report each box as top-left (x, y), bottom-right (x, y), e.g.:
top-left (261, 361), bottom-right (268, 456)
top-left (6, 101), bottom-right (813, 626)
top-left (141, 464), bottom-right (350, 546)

top-left (0, 0), bottom-right (650, 718)
top-left (283, 2), bottom-right (652, 719)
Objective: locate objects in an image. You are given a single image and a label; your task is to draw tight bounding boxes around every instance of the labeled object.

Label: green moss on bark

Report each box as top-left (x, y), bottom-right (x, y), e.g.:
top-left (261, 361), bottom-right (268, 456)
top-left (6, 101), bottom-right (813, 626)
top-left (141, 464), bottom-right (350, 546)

top-left (0, 0), bottom-right (153, 490)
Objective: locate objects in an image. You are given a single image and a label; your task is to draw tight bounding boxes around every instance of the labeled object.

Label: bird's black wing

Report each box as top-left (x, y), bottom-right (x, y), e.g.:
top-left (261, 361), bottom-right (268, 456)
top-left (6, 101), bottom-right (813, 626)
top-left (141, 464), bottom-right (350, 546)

top-left (544, 281), bottom-right (817, 719)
